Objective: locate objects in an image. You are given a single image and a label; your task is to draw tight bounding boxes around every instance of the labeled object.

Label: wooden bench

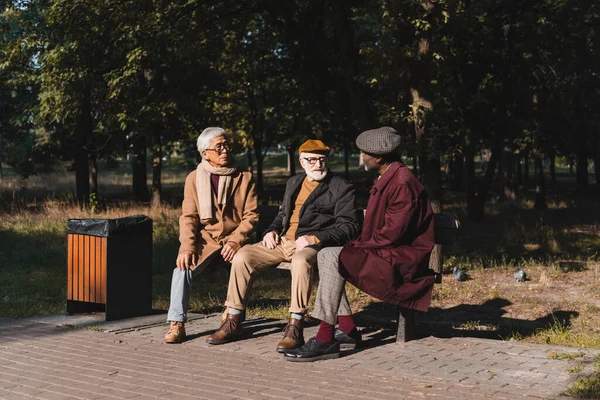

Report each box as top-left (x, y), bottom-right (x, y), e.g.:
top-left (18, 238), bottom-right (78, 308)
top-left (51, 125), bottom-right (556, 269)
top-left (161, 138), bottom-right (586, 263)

top-left (256, 204), bottom-right (460, 342)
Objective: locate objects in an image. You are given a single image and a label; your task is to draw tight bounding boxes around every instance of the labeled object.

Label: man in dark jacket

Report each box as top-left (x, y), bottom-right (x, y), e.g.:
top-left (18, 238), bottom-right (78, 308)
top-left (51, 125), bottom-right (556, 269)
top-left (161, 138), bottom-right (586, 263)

top-left (285, 126), bottom-right (436, 362)
top-left (207, 139), bottom-right (360, 352)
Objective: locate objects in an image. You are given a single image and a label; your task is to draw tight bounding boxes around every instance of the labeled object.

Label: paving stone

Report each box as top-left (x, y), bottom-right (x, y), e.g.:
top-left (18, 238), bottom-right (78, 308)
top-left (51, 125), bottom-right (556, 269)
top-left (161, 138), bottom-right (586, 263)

top-left (1, 316), bottom-right (599, 400)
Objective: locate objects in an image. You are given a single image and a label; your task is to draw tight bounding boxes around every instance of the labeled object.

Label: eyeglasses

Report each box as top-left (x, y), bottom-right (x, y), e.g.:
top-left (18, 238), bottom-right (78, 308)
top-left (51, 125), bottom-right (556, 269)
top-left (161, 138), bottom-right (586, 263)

top-left (302, 156), bottom-right (328, 165)
top-left (205, 143), bottom-right (231, 154)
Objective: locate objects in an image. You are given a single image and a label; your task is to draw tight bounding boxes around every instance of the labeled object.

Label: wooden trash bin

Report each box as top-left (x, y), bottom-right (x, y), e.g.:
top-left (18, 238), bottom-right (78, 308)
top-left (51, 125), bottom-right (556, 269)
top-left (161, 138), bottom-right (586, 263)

top-left (66, 215), bottom-right (153, 321)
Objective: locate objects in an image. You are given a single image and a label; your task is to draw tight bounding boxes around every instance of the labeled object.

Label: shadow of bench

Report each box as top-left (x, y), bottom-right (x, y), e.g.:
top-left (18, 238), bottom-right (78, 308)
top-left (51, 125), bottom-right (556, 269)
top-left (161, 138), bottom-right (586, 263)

top-left (256, 205), bottom-right (461, 342)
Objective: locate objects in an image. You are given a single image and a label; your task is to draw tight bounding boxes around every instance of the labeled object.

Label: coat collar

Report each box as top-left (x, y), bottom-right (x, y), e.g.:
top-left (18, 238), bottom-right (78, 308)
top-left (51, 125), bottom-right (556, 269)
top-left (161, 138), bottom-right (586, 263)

top-left (370, 161), bottom-right (404, 195)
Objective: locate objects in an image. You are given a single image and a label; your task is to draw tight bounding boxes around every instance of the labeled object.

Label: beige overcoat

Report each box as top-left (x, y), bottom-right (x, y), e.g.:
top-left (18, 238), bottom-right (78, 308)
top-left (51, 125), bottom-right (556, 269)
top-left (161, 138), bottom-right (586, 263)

top-left (178, 168), bottom-right (258, 270)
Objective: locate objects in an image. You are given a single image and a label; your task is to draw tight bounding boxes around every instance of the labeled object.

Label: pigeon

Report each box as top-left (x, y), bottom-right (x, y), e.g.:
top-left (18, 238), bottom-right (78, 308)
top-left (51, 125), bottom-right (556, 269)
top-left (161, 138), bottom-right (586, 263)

top-left (453, 266), bottom-right (468, 282)
top-left (514, 268), bottom-right (528, 282)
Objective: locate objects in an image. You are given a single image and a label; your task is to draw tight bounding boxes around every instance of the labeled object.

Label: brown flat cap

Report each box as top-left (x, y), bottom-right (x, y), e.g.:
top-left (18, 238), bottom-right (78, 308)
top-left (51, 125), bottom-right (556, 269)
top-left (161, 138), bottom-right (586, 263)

top-left (299, 139), bottom-right (331, 154)
top-left (355, 126), bottom-right (401, 155)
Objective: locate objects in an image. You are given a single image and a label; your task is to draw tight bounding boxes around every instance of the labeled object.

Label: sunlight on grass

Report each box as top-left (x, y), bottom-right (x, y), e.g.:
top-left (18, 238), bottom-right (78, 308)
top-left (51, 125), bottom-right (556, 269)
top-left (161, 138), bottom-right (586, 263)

top-left (456, 320), bottom-right (499, 331)
top-left (566, 362), bottom-right (584, 374)
top-left (548, 351), bottom-right (585, 361)
top-left (562, 373), bottom-right (600, 399)
top-left (526, 315), bottom-right (600, 350)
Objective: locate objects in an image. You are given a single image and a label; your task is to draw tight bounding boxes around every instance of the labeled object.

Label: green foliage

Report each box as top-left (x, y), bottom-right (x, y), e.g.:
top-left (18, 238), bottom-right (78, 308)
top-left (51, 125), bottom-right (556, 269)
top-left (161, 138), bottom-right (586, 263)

top-left (0, 0), bottom-right (599, 215)
top-left (88, 192), bottom-right (100, 214)
top-left (548, 351), bottom-right (585, 361)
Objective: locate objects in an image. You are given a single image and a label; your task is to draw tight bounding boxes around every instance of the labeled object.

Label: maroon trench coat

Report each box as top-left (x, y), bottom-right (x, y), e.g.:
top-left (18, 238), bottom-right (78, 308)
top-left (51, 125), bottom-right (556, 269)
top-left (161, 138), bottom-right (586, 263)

top-left (339, 162), bottom-right (436, 312)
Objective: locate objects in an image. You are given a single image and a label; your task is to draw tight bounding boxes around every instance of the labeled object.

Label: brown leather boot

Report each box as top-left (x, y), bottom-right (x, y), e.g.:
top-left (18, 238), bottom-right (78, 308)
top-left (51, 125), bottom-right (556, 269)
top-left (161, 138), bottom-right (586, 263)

top-left (220, 308), bottom-right (245, 323)
top-left (163, 321), bottom-right (186, 344)
top-left (206, 313), bottom-right (244, 345)
top-left (276, 318), bottom-right (304, 353)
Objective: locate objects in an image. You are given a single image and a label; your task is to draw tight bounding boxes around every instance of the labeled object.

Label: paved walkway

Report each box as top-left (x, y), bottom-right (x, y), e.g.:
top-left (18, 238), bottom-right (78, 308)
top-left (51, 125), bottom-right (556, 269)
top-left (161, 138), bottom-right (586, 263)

top-left (0, 314), bottom-right (598, 399)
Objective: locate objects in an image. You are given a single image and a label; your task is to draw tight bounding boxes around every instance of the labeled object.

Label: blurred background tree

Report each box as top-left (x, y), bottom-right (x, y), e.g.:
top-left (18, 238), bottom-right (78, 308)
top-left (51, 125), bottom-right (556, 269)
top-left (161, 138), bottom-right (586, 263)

top-left (0, 0), bottom-right (598, 219)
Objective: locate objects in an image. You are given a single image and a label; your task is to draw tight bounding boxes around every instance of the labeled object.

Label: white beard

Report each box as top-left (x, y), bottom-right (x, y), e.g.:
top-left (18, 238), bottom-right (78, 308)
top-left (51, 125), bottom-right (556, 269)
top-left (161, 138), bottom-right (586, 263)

top-left (305, 169), bottom-right (328, 181)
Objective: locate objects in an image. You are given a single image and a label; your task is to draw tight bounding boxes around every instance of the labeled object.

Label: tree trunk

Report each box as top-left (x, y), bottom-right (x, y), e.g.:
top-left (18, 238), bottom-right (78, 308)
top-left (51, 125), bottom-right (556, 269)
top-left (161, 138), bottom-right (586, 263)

top-left (90, 153), bottom-right (98, 195)
top-left (467, 135), bottom-right (502, 222)
top-left (449, 153), bottom-right (463, 190)
top-left (497, 150), bottom-right (505, 201)
top-left (0, 128), bottom-right (3, 179)
top-left (576, 139), bottom-right (589, 189)
top-left (420, 155), bottom-right (443, 279)
top-left (502, 145), bottom-right (516, 201)
top-left (412, 154), bottom-right (419, 176)
top-left (533, 149), bottom-right (547, 210)
top-left (253, 138), bottom-right (264, 195)
top-left (569, 157), bottom-right (574, 175)
top-left (410, 2), bottom-right (442, 279)
top-left (246, 148), bottom-right (253, 173)
top-left (418, 153), bottom-right (442, 280)
top-left (132, 135), bottom-right (149, 201)
top-left (465, 134), bottom-right (483, 221)
top-left (287, 145), bottom-right (296, 177)
top-left (446, 155), bottom-right (454, 186)
top-left (151, 134), bottom-right (162, 208)
top-left (514, 154), bottom-right (522, 188)
top-left (595, 131), bottom-right (600, 186)
top-left (523, 151), bottom-right (529, 182)
top-left (343, 145), bottom-right (350, 181)
top-left (419, 156), bottom-right (442, 212)
top-left (549, 147), bottom-right (556, 187)
top-left (74, 100), bottom-right (91, 205)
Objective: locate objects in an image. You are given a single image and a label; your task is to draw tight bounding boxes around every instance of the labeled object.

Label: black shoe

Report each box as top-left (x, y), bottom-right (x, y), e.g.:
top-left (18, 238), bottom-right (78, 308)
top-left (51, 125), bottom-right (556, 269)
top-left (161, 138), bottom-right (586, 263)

top-left (283, 337), bottom-right (340, 362)
top-left (334, 328), bottom-right (363, 350)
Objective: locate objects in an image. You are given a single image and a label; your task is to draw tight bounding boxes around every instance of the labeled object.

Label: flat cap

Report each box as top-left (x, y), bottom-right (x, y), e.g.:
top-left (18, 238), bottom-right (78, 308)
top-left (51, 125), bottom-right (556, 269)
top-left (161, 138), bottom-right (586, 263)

top-left (355, 126), bottom-right (401, 155)
top-left (299, 139), bottom-right (330, 154)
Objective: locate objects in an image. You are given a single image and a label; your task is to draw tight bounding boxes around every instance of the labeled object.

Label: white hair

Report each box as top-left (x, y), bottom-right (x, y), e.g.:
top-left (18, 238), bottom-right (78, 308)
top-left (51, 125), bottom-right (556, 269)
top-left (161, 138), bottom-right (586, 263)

top-left (300, 155), bottom-right (328, 181)
top-left (196, 127), bottom-right (227, 159)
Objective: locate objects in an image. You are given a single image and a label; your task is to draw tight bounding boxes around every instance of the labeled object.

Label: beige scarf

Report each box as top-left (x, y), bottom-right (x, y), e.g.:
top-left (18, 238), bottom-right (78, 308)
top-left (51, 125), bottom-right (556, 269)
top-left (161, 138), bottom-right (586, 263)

top-left (196, 159), bottom-right (238, 221)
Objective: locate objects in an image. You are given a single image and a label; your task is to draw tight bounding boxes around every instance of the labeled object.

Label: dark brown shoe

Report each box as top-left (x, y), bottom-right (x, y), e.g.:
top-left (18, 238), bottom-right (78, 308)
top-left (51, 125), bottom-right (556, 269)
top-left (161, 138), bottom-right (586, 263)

top-left (206, 313), bottom-right (244, 345)
top-left (276, 318), bottom-right (304, 353)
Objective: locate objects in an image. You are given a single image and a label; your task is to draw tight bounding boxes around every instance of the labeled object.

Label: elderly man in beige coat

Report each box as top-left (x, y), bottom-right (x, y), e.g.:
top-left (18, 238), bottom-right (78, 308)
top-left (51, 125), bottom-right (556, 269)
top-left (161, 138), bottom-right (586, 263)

top-left (163, 127), bottom-right (258, 344)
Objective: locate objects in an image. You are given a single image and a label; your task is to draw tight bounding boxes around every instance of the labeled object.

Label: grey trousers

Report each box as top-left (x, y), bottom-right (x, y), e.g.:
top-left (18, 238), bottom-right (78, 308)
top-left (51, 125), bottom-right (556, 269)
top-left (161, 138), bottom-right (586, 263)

top-left (167, 251), bottom-right (224, 322)
top-left (312, 246), bottom-right (352, 325)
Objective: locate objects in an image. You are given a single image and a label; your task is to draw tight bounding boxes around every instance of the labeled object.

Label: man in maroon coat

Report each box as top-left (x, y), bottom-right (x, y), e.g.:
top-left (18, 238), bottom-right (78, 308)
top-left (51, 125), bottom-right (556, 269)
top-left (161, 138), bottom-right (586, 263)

top-left (284, 126), bottom-right (436, 362)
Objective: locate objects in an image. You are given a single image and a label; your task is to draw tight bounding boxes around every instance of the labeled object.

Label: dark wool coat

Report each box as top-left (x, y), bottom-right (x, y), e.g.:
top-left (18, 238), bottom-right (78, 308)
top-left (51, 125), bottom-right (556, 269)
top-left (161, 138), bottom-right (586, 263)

top-left (267, 172), bottom-right (360, 247)
top-left (339, 162), bottom-right (436, 312)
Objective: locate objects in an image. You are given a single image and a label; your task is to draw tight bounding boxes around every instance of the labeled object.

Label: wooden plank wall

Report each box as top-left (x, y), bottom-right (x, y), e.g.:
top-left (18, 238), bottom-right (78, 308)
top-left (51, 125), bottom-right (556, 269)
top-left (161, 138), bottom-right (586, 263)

top-left (67, 234), bottom-right (107, 304)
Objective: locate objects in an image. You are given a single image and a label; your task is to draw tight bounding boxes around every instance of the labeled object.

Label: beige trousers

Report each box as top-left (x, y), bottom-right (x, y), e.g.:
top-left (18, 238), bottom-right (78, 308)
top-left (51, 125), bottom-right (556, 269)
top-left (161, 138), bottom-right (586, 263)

top-left (225, 238), bottom-right (318, 314)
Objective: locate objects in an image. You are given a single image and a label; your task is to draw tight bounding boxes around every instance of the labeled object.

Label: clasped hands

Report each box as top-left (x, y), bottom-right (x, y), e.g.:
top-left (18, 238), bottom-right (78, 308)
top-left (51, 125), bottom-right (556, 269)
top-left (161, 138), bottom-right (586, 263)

top-left (261, 231), bottom-right (316, 251)
top-left (176, 241), bottom-right (240, 270)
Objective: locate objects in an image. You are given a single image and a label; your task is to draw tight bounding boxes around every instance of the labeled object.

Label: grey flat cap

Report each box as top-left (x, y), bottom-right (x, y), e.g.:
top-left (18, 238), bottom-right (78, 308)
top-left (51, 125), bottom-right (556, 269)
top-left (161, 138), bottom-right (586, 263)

top-left (355, 126), bottom-right (401, 155)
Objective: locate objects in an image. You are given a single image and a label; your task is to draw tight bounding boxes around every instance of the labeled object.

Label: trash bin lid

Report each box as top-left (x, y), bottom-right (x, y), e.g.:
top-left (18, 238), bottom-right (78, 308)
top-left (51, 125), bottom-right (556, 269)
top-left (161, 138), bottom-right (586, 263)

top-left (67, 215), bottom-right (152, 238)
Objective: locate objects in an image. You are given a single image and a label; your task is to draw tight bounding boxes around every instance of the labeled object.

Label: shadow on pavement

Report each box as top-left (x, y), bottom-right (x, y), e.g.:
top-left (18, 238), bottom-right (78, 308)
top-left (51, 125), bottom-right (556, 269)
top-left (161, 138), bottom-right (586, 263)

top-left (353, 298), bottom-right (579, 341)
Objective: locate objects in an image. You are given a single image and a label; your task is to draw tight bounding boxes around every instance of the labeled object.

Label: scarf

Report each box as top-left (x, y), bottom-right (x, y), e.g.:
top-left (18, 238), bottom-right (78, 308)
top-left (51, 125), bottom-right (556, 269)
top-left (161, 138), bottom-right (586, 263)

top-left (196, 159), bottom-right (238, 221)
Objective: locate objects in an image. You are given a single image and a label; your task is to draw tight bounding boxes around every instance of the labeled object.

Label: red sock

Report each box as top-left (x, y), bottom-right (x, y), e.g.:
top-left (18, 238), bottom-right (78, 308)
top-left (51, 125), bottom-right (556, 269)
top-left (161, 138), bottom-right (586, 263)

top-left (315, 321), bottom-right (335, 343)
top-left (337, 315), bottom-right (356, 334)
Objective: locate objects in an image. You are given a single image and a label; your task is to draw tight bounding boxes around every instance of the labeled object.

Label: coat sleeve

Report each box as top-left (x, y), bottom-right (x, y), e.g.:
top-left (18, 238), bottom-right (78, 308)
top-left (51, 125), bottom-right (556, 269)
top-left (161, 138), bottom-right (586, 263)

top-left (354, 184), bottom-right (416, 248)
top-left (227, 174), bottom-right (259, 247)
top-left (313, 180), bottom-right (360, 247)
top-left (178, 172), bottom-right (200, 254)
